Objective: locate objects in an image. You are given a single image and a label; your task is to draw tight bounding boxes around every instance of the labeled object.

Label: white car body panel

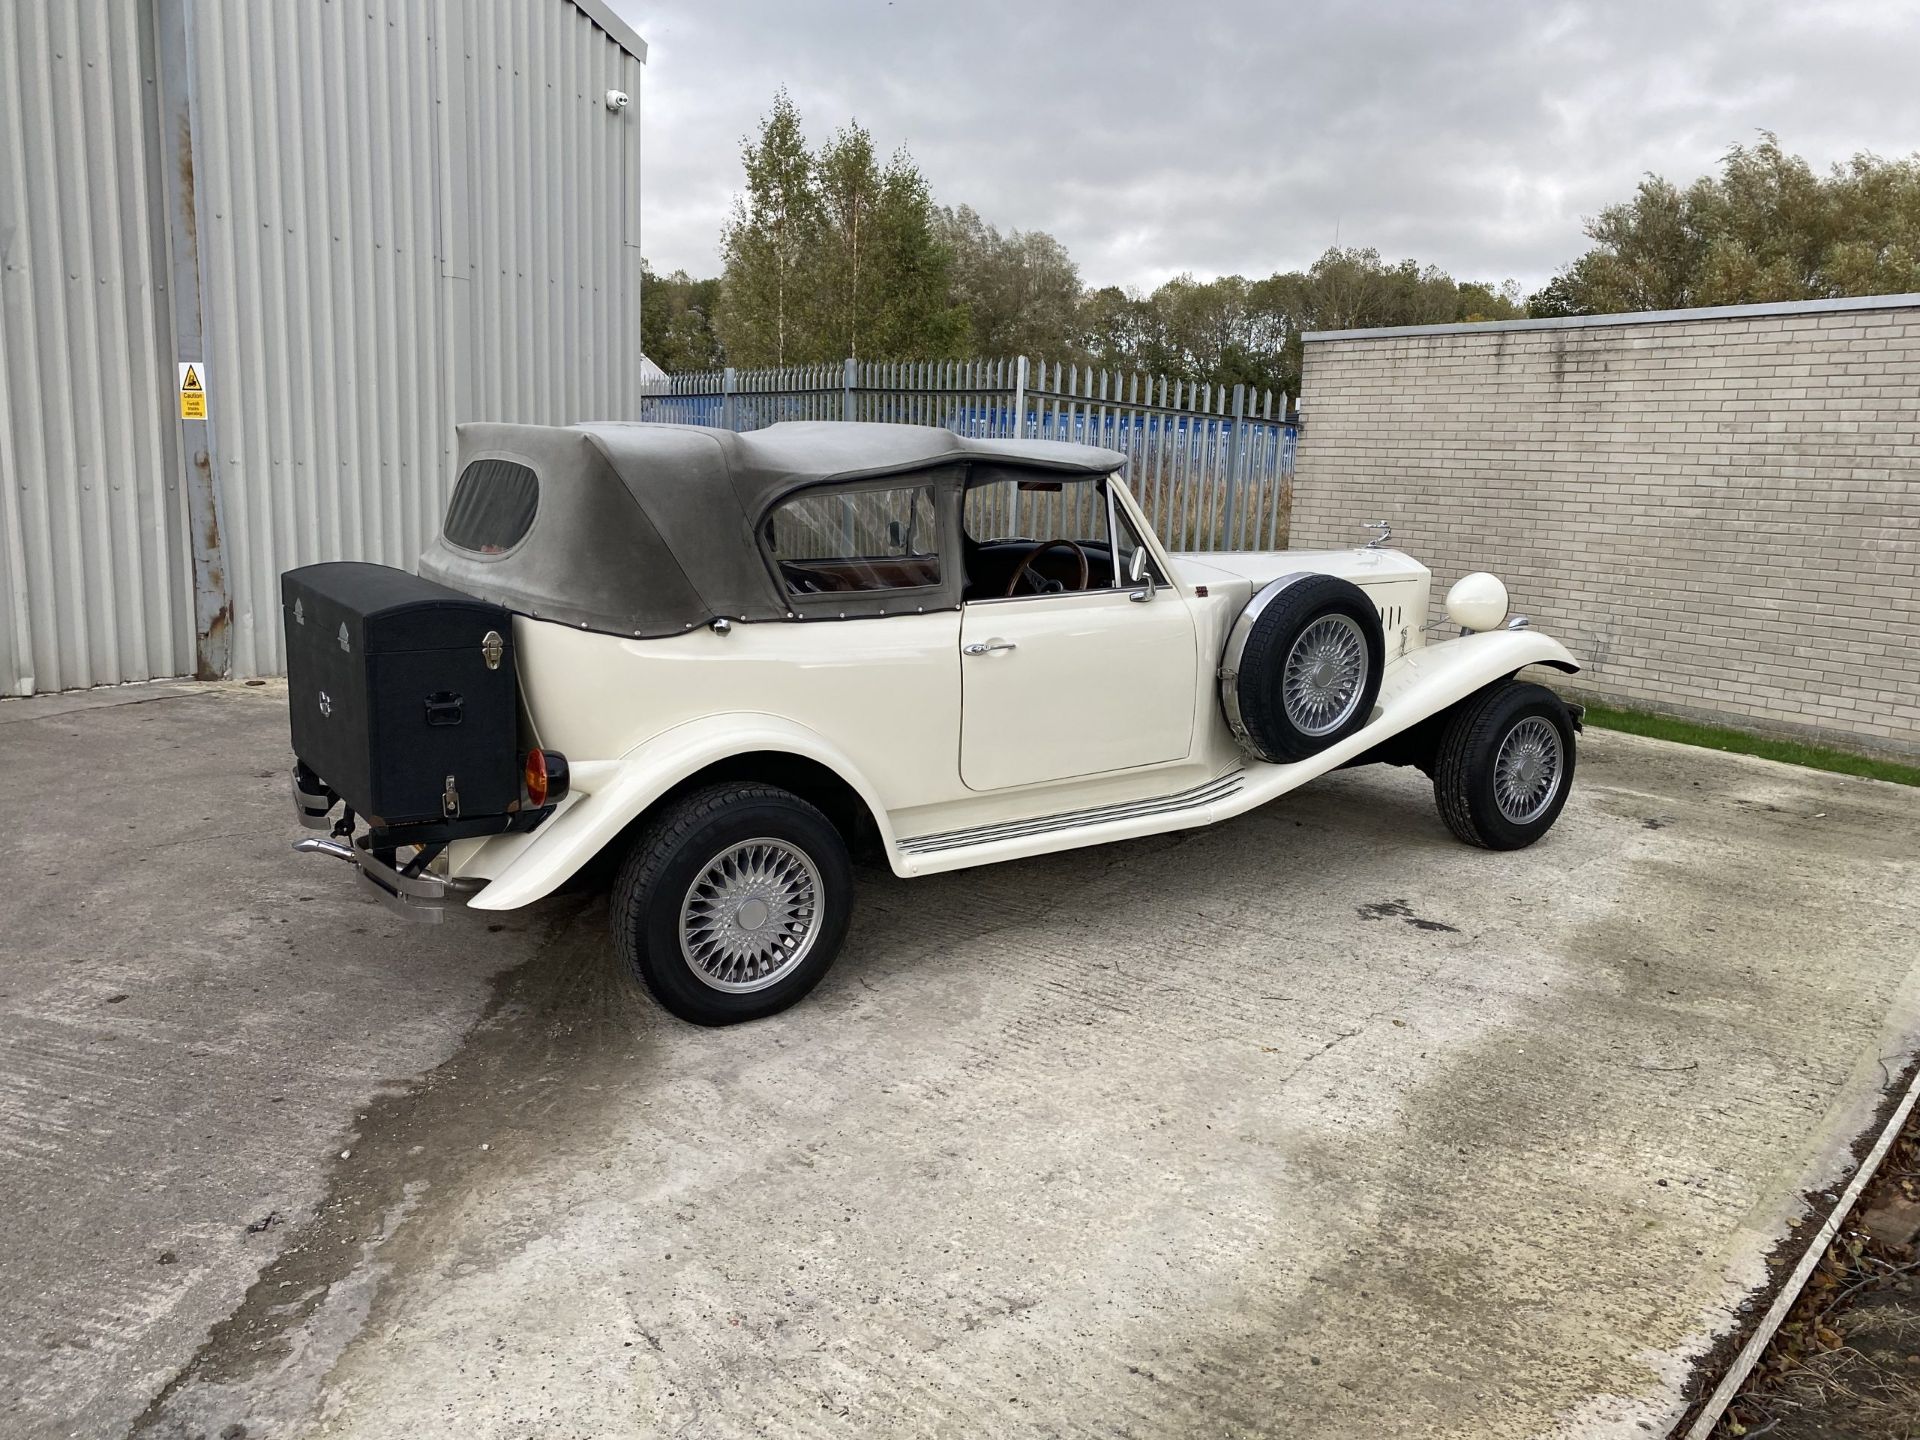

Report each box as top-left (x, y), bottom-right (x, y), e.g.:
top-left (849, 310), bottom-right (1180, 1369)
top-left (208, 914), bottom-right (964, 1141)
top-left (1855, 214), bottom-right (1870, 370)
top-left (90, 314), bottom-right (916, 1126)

top-left (896, 625), bottom-right (1577, 875)
top-left (957, 586), bottom-right (1197, 790)
top-left (447, 475), bottom-right (1579, 910)
top-left (462, 712), bottom-right (904, 910)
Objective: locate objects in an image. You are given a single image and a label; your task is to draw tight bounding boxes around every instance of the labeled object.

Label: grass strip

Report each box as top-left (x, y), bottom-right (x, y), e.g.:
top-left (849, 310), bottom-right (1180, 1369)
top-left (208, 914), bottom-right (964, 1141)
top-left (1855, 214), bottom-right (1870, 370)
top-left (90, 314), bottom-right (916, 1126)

top-left (1578, 702), bottom-right (1920, 788)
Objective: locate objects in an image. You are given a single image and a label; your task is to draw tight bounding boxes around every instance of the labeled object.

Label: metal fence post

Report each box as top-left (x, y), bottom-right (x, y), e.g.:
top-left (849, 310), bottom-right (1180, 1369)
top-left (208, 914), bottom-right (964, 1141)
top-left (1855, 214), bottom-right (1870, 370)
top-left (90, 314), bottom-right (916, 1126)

top-left (842, 357), bottom-right (857, 422)
top-left (721, 366), bottom-right (738, 430)
top-left (1221, 383), bottom-right (1246, 549)
top-left (1010, 355), bottom-right (1029, 439)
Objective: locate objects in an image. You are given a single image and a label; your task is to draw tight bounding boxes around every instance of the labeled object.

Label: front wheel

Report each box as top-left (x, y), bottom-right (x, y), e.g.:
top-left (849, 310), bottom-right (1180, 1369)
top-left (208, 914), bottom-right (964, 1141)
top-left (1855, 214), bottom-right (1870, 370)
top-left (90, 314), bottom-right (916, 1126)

top-left (611, 783), bottom-right (853, 1025)
top-left (1432, 681), bottom-right (1577, 850)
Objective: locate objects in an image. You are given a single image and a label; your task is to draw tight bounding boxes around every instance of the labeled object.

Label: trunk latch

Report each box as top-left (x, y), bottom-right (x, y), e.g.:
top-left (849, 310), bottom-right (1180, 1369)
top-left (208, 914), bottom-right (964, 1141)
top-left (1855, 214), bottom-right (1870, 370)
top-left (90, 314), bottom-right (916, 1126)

top-left (442, 774), bottom-right (460, 818)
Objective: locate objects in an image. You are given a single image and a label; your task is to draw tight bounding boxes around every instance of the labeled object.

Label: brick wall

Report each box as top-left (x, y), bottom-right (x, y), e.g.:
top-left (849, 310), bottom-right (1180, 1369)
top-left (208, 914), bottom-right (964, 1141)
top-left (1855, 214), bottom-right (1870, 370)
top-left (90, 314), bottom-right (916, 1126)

top-left (1290, 297), bottom-right (1920, 757)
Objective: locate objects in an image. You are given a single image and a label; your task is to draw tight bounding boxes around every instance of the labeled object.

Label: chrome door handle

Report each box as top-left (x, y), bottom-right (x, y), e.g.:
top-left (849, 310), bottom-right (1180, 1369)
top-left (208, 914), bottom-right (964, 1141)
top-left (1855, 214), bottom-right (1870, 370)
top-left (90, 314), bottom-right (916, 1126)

top-left (963, 640), bottom-right (1016, 656)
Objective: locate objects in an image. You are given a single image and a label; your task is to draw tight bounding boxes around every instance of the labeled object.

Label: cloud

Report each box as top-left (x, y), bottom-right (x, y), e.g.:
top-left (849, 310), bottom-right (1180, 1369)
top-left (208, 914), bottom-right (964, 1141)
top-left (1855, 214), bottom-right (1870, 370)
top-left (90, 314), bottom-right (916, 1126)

top-left (611, 0), bottom-right (1920, 292)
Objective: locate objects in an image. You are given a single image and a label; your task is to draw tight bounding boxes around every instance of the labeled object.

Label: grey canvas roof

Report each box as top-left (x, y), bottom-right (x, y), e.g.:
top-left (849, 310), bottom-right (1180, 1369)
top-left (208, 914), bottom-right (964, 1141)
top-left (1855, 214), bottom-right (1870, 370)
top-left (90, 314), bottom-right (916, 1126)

top-left (419, 421), bottom-right (1127, 636)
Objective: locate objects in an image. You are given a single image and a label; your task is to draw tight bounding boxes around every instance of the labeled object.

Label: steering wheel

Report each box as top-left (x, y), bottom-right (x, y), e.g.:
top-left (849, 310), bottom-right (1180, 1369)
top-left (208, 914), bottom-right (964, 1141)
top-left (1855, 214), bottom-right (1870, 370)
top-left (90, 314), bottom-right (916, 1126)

top-left (1002, 539), bottom-right (1090, 597)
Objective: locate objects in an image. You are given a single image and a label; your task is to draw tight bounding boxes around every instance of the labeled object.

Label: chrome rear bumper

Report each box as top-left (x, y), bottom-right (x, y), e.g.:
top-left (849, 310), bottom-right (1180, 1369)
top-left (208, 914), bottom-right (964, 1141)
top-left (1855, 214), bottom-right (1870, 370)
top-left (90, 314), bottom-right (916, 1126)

top-left (294, 765), bottom-right (334, 829)
top-left (290, 771), bottom-right (482, 923)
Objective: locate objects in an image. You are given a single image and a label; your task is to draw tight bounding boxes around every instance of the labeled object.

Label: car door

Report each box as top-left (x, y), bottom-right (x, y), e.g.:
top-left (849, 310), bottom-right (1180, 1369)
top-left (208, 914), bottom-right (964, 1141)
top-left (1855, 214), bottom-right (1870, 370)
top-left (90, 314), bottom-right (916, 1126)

top-left (958, 475), bottom-right (1197, 792)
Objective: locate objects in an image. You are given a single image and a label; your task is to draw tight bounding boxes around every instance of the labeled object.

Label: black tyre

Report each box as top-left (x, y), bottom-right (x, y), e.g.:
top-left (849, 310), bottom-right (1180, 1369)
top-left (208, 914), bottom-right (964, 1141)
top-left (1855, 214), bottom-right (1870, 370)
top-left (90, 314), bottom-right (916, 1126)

top-left (611, 783), bottom-right (853, 1025)
top-left (1223, 573), bottom-right (1386, 763)
top-left (1432, 681), bottom-right (1577, 850)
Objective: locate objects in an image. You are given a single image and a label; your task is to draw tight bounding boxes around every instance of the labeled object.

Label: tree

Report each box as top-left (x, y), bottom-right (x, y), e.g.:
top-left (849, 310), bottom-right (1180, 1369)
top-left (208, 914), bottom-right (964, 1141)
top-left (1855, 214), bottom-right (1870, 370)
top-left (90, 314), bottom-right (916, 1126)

top-left (640, 261), bottom-right (724, 372)
top-left (716, 95), bottom-right (963, 364)
top-left (1532, 134), bottom-right (1920, 315)
top-left (863, 148), bottom-right (968, 359)
top-left (1123, 274), bottom-right (1292, 392)
top-left (814, 122), bottom-right (885, 359)
top-left (940, 205), bottom-right (1083, 359)
top-left (1823, 151), bottom-right (1920, 294)
top-left (716, 90), bottom-right (822, 366)
top-left (1526, 272), bottom-right (1588, 319)
top-left (1080, 250), bottom-right (1521, 397)
top-left (1077, 285), bottom-right (1154, 371)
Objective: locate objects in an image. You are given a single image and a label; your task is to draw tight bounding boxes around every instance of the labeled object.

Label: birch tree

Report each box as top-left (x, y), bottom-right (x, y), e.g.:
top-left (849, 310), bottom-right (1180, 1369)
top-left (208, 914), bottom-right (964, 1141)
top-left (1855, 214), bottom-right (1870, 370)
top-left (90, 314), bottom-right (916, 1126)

top-left (716, 91), bottom-right (822, 366)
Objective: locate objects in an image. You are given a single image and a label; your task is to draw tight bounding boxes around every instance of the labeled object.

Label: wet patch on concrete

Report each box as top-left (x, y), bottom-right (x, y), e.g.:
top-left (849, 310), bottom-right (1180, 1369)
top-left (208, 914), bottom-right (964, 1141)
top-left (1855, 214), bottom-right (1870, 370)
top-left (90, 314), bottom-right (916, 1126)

top-left (1356, 897), bottom-right (1461, 932)
top-left (130, 895), bottom-right (636, 1438)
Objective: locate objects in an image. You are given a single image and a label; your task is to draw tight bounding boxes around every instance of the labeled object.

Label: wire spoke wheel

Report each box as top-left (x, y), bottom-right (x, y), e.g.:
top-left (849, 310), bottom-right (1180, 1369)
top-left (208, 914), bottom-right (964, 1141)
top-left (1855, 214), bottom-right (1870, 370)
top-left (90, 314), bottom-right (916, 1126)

top-left (1281, 612), bottom-right (1369, 737)
top-left (678, 838), bottom-right (824, 993)
top-left (1493, 716), bottom-right (1564, 824)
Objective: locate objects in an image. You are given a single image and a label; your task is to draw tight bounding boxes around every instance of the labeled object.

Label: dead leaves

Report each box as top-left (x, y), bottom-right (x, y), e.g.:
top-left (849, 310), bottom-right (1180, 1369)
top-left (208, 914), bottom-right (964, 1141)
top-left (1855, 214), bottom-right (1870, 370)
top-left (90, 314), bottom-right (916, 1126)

top-left (1713, 1103), bottom-right (1920, 1436)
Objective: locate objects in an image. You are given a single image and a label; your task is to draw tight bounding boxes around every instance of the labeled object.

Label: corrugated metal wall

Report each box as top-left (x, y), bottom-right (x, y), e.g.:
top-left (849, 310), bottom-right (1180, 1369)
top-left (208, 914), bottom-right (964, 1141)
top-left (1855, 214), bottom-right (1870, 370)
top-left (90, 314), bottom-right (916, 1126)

top-left (0, 0), bottom-right (645, 691)
top-left (187, 0), bottom-right (453, 677)
top-left (459, 0), bottom-right (646, 426)
top-left (0, 0), bottom-right (195, 695)
top-left (188, 0), bottom-right (645, 676)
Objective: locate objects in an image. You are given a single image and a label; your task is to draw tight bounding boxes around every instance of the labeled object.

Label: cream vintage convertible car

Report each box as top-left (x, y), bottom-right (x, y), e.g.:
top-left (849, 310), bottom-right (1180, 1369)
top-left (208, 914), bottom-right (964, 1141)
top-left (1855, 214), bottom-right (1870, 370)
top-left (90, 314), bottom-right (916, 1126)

top-left (284, 422), bottom-right (1580, 1024)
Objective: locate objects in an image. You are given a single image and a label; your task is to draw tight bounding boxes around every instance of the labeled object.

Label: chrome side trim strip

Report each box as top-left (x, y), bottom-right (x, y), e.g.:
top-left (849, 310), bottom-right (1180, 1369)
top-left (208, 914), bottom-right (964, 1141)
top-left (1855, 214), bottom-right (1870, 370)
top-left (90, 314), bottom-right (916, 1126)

top-left (899, 769), bottom-right (1245, 855)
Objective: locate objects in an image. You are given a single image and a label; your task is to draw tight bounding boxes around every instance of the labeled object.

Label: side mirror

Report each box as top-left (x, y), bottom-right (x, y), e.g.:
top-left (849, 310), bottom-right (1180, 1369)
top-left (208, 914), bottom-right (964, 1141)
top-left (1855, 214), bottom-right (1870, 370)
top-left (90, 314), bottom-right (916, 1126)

top-left (1127, 548), bottom-right (1156, 602)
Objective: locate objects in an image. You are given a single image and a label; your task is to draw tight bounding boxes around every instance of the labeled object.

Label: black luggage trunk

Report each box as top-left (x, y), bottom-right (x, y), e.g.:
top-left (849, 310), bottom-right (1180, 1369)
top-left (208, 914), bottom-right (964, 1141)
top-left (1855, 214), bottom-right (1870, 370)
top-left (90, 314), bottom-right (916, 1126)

top-left (282, 562), bottom-right (519, 828)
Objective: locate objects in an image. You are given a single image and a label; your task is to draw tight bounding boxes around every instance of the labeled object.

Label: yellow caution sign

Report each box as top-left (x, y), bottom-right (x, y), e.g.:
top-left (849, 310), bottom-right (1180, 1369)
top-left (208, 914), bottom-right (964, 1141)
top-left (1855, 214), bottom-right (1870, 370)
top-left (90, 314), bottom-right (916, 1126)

top-left (178, 362), bottom-right (206, 420)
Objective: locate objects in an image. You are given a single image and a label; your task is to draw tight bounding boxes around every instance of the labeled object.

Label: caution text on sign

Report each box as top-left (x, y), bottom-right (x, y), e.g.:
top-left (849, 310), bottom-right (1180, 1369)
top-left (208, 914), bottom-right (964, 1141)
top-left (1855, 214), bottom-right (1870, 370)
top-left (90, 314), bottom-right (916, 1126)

top-left (178, 362), bottom-right (206, 420)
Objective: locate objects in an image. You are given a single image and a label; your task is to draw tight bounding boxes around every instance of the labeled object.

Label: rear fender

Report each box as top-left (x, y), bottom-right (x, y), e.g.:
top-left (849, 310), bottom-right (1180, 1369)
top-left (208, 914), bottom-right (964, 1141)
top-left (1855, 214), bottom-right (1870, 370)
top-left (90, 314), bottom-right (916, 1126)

top-left (459, 715), bottom-right (896, 911)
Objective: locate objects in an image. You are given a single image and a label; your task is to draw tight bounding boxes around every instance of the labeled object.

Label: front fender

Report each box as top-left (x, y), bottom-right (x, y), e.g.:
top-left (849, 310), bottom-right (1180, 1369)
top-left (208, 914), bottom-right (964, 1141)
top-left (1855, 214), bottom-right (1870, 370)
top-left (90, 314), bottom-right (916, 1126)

top-left (461, 714), bottom-right (898, 911)
top-left (1218, 625), bottom-right (1582, 819)
top-left (1380, 626), bottom-right (1580, 710)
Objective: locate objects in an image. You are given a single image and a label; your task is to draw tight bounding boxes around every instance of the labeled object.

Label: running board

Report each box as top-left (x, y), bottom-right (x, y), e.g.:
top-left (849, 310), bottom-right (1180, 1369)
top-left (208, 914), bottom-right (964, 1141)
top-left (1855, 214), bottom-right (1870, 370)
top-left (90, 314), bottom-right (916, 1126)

top-left (898, 769), bottom-right (1247, 856)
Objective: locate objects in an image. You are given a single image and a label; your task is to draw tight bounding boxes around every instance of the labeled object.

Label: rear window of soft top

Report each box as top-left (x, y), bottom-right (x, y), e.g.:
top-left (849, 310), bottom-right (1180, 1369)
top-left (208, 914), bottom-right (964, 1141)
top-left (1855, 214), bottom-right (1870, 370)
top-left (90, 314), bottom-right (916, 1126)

top-left (443, 459), bottom-right (539, 553)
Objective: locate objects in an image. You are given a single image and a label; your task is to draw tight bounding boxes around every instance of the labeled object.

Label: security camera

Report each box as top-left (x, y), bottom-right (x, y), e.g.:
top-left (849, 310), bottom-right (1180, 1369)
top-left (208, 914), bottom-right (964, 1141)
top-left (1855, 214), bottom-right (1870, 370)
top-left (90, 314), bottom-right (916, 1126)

top-left (605, 89), bottom-right (630, 112)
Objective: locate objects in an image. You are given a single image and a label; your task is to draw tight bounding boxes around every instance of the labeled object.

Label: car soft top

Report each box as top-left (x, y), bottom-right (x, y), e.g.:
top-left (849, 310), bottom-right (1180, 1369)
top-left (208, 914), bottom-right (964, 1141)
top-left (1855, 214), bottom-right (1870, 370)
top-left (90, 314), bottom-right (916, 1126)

top-left (419, 421), bottom-right (1126, 638)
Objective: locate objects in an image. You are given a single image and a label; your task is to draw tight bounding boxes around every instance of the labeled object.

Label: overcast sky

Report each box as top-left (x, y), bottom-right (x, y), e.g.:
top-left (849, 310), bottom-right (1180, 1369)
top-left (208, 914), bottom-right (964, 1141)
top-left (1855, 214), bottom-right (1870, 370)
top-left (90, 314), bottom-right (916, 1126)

top-left (609, 0), bottom-right (1920, 296)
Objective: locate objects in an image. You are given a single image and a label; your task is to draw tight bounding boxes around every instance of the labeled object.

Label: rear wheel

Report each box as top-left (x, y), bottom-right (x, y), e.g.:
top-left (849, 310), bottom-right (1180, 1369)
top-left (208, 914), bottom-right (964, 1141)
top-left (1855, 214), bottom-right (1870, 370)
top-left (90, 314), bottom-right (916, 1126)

top-left (1432, 681), bottom-right (1577, 849)
top-left (611, 783), bottom-right (853, 1025)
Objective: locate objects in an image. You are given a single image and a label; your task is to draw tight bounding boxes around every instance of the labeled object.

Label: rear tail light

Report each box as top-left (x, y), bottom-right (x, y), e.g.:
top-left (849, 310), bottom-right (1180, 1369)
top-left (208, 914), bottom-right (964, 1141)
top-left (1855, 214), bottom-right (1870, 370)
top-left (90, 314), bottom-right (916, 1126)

top-left (524, 749), bottom-right (568, 809)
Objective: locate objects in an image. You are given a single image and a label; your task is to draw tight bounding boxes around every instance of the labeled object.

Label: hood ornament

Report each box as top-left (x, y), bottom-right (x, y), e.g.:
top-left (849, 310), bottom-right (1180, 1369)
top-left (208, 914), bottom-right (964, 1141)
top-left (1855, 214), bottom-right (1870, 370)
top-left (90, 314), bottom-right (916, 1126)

top-left (1363, 520), bottom-right (1392, 550)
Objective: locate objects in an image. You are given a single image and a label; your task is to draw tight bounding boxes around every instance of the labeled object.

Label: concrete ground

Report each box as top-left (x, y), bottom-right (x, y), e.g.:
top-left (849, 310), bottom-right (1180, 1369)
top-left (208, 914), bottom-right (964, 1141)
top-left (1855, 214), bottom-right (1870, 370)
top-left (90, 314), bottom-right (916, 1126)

top-left (2, 682), bottom-right (1918, 1440)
